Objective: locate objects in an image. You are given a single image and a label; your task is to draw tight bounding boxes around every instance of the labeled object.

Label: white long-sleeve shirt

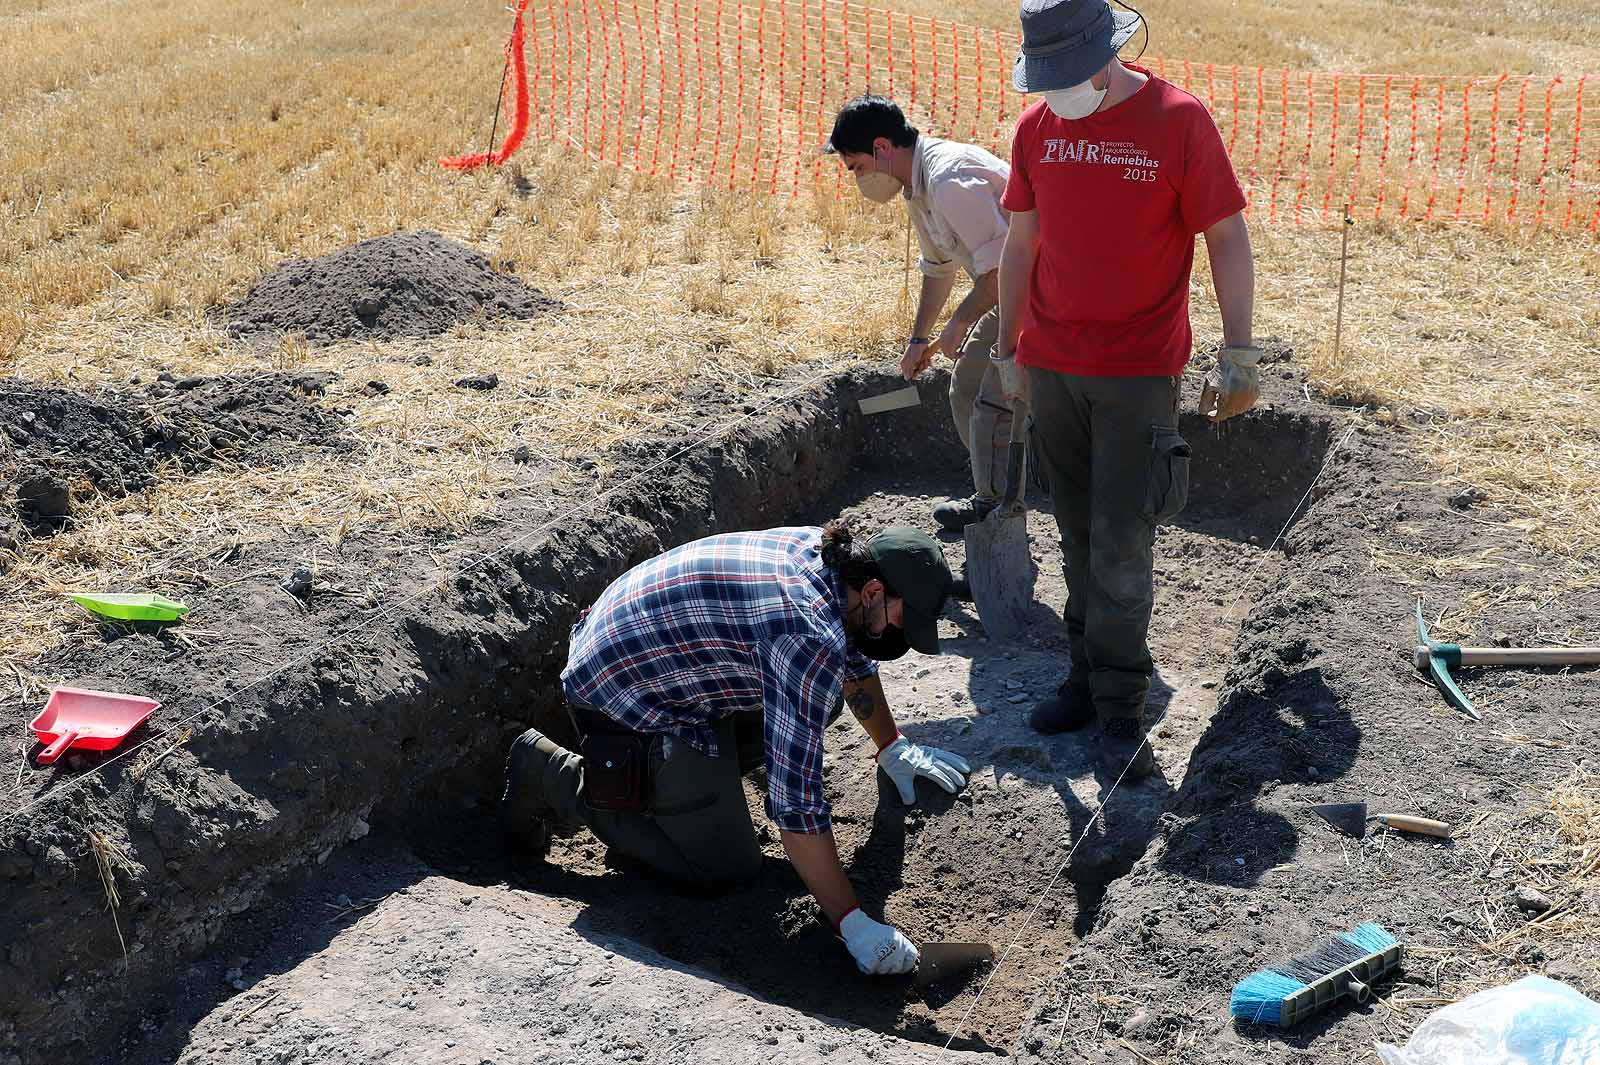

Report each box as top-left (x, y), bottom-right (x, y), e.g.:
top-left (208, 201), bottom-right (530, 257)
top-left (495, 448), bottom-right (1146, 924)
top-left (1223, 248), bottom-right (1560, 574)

top-left (903, 134), bottom-right (1012, 281)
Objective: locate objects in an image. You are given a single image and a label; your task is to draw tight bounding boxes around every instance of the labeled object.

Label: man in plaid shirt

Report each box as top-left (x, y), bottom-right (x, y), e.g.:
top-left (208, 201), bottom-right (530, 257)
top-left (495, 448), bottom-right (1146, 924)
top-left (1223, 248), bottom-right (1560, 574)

top-left (502, 520), bottom-right (971, 976)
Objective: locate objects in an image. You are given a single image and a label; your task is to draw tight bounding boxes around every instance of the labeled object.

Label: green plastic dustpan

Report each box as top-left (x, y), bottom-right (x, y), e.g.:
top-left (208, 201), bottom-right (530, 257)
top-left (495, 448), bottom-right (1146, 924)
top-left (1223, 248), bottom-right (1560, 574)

top-left (69, 592), bottom-right (190, 622)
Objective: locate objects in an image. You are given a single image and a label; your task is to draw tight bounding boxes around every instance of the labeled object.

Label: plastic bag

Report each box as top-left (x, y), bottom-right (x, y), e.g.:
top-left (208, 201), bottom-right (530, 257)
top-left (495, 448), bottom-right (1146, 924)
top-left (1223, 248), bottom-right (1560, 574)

top-left (1376, 975), bottom-right (1600, 1065)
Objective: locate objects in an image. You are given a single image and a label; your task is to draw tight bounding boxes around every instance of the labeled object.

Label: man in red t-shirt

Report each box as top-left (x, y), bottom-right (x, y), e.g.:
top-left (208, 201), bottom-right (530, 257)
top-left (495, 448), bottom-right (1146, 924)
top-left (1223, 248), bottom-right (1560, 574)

top-left (997, 0), bottom-right (1260, 780)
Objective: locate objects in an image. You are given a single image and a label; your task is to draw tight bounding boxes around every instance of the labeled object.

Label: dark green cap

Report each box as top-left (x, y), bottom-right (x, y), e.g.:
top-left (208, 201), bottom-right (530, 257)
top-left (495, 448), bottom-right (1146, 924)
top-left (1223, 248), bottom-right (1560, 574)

top-left (867, 526), bottom-right (954, 654)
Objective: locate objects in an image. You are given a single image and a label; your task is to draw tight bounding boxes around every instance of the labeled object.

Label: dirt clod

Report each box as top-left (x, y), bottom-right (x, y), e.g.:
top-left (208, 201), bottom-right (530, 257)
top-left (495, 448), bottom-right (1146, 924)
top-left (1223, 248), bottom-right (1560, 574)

top-left (221, 230), bottom-right (557, 343)
top-left (455, 373), bottom-right (499, 392)
top-left (281, 565), bottom-right (313, 599)
top-left (14, 466), bottom-right (69, 520)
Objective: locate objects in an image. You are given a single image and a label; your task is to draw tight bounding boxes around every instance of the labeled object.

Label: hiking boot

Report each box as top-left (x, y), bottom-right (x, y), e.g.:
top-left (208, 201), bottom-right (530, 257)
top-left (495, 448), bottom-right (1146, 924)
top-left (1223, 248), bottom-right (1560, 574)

top-left (501, 727), bottom-right (561, 858)
top-left (1098, 716), bottom-right (1155, 781)
top-left (932, 494), bottom-right (998, 531)
top-left (1028, 680), bottom-right (1094, 733)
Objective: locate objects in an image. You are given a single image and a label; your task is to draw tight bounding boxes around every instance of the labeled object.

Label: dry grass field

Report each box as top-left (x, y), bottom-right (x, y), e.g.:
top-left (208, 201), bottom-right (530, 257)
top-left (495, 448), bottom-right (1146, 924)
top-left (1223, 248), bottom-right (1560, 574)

top-left (1, 0), bottom-right (1597, 660)
top-left (4, 0), bottom-right (1598, 676)
top-left (2, 2), bottom-right (1598, 1057)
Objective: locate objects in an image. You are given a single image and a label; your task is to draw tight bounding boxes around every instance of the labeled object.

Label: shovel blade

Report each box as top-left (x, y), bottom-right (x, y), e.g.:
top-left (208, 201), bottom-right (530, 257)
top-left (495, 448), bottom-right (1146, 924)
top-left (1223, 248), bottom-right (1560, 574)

top-left (1311, 801), bottom-right (1368, 838)
top-left (964, 508), bottom-right (1035, 643)
top-left (915, 942), bottom-right (995, 988)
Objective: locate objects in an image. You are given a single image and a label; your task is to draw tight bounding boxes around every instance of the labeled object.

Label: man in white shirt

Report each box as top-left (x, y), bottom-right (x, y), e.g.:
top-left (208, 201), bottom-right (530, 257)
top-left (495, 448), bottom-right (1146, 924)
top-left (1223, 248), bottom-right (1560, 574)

top-left (826, 95), bottom-right (1020, 534)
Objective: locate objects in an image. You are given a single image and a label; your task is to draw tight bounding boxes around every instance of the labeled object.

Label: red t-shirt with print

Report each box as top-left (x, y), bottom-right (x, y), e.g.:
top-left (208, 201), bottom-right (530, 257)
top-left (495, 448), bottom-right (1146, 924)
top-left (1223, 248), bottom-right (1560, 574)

top-left (1001, 69), bottom-right (1246, 377)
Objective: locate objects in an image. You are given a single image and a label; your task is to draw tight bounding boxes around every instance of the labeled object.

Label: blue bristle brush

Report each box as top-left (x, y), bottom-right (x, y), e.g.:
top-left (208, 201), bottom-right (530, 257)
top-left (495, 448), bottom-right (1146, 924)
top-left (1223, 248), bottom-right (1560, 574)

top-left (1230, 922), bottom-right (1403, 1027)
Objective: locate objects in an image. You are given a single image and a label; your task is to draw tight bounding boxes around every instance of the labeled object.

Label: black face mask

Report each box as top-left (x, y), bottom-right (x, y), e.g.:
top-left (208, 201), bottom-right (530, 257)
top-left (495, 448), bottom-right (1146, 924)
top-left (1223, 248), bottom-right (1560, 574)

top-left (854, 624), bottom-right (910, 662)
top-left (848, 596), bottom-right (911, 661)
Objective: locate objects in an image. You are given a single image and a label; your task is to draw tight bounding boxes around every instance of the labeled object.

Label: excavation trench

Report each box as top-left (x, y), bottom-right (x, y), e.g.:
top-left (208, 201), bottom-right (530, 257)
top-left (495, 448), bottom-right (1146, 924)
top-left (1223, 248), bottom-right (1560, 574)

top-left (0, 364), bottom-right (1334, 1063)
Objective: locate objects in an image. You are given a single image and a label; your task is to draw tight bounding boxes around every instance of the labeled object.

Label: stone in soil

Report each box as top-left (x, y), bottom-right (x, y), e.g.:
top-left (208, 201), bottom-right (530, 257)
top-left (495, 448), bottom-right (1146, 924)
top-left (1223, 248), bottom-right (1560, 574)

top-left (1513, 884), bottom-right (1552, 914)
top-left (220, 229), bottom-right (557, 343)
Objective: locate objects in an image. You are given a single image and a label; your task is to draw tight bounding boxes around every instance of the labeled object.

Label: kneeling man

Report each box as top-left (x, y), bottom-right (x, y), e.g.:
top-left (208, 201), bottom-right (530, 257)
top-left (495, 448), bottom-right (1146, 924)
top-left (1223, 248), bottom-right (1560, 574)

top-left (501, 519), bottom-right (970, 975)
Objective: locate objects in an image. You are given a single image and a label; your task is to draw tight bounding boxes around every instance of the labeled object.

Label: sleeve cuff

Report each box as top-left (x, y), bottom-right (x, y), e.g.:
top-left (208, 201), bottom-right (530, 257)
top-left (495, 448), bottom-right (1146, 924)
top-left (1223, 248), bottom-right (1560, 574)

top-left (969, 236), bottom-right (1006, 278)
top-left (999, 192), bottom-right (1035, 214)
top-left (772, 810), bottom-right (833, 835)
top-left (844, 656), bottom-right (879, 682)
top-left (1188, 195), bottom-right (1248, 236)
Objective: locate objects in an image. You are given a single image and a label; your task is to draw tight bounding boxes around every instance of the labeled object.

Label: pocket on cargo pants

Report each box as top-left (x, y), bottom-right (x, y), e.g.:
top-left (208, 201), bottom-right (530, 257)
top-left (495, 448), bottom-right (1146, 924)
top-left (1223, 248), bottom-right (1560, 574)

top-left (1145, 426), bottom-right (1191, 524)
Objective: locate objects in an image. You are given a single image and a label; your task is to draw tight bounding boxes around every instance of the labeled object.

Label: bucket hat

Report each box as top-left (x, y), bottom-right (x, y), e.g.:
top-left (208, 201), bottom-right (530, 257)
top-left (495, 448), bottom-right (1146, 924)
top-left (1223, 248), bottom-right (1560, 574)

top-left (1013, 0), bottom-right (1142, 94)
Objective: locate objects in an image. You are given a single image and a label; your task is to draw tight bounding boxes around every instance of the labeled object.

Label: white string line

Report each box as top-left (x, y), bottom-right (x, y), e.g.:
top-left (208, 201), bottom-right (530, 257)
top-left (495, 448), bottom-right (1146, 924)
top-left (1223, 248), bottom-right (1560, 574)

top-left (941, 416), bottom-right (1361, 1051)
top-left (3, 362), bottom-right (847, 830)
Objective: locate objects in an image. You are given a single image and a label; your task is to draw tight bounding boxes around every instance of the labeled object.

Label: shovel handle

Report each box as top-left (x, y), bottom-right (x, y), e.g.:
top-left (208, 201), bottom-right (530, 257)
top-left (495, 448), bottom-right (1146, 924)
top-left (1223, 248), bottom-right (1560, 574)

top-left (1415, 645), bottom-right (1600, 669)
top-left (1371, 814), bottom-right (1452, 838)
top-left (36, 729), bottom-right (81, 765)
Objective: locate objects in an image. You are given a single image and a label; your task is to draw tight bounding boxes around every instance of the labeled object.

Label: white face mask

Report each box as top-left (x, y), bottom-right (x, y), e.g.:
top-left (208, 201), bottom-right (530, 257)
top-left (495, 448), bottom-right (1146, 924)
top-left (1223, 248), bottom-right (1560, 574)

top-left (1043, 78), bottom-right (1108, 120)
top-left (854, 150), bottom-right (903, 203)
top-left (855, 169), bottom-right (902, 203)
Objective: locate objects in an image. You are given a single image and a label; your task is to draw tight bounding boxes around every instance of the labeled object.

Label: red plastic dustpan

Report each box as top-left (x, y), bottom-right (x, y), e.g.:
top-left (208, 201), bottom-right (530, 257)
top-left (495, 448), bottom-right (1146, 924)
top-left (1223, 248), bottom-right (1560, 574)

top-left (29, 687), bottom-right (161, 765)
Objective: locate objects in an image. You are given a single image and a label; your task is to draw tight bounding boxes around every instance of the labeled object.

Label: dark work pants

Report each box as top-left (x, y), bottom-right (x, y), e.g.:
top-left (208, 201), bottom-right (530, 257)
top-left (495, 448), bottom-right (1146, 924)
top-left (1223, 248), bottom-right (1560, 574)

top-left (1026, 368), bottom-right (1190, 721)
top-left (539, 714), bottom-right (763, 886)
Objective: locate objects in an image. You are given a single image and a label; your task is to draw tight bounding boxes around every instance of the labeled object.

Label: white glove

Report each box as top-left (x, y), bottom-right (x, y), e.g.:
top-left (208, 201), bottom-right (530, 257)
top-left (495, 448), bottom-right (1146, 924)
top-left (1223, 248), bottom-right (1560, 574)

top-left (876, 734), bottom-right (971, 805)
top-left (1198, 344), bottom-right (1263, 422)
top-left (989, 352), bottom-right (1025, 403)
top-left (839, 908), bottom-right (919, 975)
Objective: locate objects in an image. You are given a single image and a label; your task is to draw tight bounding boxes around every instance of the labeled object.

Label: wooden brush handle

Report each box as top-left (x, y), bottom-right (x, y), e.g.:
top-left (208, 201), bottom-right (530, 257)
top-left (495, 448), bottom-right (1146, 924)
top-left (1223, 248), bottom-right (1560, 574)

top-left (1371, 814), bottom-right (1452, 838)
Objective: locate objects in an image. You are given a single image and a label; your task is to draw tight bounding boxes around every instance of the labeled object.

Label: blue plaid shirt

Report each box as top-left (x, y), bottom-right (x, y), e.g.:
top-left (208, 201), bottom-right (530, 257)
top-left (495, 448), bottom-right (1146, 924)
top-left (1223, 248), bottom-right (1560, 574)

top-left (561, 527), bottom-right (877, 834)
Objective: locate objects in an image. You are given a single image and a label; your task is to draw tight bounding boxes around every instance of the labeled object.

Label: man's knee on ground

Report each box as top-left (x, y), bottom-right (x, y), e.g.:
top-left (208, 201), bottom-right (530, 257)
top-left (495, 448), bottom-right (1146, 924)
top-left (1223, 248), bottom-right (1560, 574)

top-left (685, 844), bottom-right (763, 886)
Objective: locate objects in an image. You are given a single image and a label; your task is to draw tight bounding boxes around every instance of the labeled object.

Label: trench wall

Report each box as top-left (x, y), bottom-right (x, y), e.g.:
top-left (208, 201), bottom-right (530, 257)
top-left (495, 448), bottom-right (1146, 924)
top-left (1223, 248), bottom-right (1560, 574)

top-left (0, 362), bottom-right (1336, 1064)
top-left (0, 366), bottom-right (965, 1064)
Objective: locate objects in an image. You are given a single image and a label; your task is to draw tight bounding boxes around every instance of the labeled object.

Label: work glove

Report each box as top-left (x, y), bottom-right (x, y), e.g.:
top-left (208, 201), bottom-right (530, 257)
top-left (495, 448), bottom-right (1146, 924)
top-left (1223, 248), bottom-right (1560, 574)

top-left (838, 907), bottom-right (919, 975)
top-left (989, 352), bottom-right (1025, 403)
top-left (1198, 344), bottom-right (1263, 423)
top-left (876, 734), bottom-right (970, 805)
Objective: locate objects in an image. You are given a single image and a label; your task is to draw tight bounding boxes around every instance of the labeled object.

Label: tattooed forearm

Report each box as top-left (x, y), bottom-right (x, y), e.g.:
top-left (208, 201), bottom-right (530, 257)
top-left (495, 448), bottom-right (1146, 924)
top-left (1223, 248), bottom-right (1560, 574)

top-left (843, 675), bottom-right (900, 751)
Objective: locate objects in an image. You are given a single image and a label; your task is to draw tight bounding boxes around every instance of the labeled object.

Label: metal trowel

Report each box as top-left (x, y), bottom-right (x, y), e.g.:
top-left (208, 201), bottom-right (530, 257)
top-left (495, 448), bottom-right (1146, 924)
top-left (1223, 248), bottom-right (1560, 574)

top-left (1311, 802), bottom-right (1452, 839)
top-left (914, 941), bottom-right (995, 988)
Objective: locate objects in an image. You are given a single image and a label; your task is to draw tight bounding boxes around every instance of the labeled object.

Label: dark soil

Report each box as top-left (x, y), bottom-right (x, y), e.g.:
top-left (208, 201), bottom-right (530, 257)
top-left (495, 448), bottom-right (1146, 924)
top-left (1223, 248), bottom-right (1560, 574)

top-left (0, 363), bottom-right (914, 1064)
top-left (0, 373), bottom-right (345, 531)
top-left (219, 230), bottom-right (558, 343)
top-left (2, 357), bottom-right (1596, 1065)
top-left (1009, 396), bottom-right (1600, 1063)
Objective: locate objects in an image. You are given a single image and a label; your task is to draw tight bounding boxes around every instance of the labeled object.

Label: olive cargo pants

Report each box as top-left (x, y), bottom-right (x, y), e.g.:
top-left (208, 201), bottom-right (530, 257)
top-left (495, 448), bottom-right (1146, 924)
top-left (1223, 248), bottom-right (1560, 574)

top-left (1025, 368), bottom-right (1190, 721)
top-left (537, 714), bottom-right (764, 886)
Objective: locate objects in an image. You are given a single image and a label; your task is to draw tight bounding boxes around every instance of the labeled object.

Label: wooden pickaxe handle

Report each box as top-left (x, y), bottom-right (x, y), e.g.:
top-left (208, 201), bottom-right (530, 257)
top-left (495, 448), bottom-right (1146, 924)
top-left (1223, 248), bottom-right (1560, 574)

top-left (1413, 645), bottom-right (1600, 669)
top-left (1370, 813), bottom-right (1452, 838)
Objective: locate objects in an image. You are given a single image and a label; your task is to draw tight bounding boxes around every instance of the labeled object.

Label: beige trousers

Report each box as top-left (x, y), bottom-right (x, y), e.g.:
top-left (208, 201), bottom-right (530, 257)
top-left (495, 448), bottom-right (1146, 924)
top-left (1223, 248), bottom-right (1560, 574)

top-left (948, 308), bottom-right (1018, 500)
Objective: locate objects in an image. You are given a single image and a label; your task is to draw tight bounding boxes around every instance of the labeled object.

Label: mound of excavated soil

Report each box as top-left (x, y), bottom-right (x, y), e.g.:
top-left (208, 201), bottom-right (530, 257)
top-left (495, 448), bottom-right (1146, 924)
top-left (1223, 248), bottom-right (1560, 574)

top-left (221, 230), bottom-right (557, 343)
top-left (0, 373), bottom-right (345, 528)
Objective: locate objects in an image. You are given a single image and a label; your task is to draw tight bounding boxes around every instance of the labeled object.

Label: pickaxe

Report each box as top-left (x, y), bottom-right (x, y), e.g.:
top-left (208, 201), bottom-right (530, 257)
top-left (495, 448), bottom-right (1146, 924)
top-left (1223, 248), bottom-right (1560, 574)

top-left (1414, 601), bottom-right (1600, 719)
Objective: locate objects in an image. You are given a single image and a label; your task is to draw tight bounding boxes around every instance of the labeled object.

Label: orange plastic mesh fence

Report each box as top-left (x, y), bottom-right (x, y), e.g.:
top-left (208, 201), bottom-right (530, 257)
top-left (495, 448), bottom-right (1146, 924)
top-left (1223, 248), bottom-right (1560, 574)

top-left (445, 0), bottom-right (1600, 232)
